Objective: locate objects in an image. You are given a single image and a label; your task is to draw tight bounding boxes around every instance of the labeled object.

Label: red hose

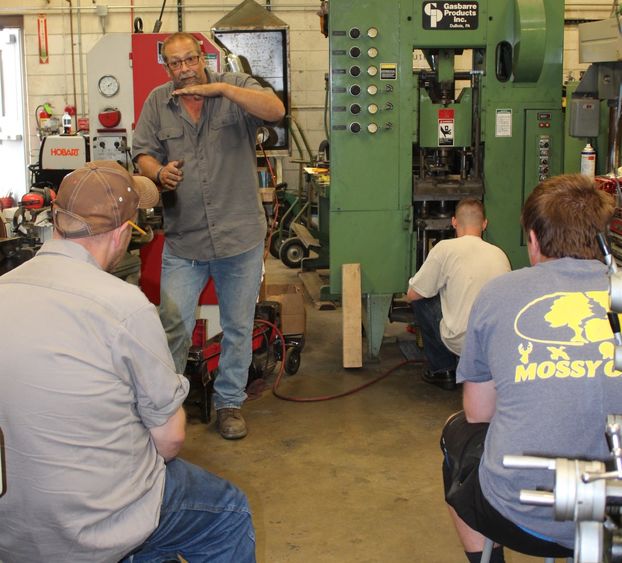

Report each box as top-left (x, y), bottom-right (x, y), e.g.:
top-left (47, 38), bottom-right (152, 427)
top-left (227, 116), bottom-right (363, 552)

top-left (253, 318), bottom-right (424, 403)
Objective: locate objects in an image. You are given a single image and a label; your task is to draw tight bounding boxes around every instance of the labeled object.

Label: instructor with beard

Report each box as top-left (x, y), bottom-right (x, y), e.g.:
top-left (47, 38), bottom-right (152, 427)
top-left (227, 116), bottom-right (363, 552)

top-left (133, 32), bottom-right (285, 440)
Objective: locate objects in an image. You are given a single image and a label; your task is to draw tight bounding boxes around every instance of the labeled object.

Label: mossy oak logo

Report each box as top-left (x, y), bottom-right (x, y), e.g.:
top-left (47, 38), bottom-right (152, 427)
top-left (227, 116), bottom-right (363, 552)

top-left (513, 291), bottom-right (621, 382)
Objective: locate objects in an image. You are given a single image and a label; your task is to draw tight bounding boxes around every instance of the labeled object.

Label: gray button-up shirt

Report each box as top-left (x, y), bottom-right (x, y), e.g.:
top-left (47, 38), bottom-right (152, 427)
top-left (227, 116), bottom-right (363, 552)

top-left (132, 69), bottom-right (268, 260)
top-left (0, 240), bottom-right (189, 562)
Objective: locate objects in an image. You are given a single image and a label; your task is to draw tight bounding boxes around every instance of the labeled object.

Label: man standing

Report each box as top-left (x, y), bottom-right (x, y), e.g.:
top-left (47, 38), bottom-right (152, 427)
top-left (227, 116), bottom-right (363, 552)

top-left (406, 198), bottom-right (510, 390)
top-left (442, 175), bottom-right (619, 562)
top-left (133, 32), bottom-right (285, 440)
top-left (0, 162), bottom-right (256, 562)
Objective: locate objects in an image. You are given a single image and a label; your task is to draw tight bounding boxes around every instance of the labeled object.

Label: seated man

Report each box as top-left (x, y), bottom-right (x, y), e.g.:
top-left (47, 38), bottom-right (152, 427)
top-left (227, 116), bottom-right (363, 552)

top-left (406, 198), bottom-right (510, 390)
top-left (442, 174), bottom-right (620, 562)
top-left (0, 161), bottom-right (256, 562)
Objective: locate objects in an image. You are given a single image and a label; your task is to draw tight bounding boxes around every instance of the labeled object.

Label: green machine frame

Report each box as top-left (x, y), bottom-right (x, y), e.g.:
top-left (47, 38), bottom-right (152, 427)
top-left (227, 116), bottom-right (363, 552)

top-left (328, 0), bottom-right (564, 358)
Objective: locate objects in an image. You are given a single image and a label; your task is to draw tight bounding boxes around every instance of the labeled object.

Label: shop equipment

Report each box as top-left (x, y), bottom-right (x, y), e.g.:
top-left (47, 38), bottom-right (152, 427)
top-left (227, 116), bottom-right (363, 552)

top-left (327, 0), bottom-right (564, 357)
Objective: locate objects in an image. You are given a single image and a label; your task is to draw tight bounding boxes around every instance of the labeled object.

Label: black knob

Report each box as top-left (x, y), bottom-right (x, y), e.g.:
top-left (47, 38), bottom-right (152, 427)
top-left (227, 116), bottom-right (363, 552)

top-left (349, 46), bottom-right (361, 58)
top-left (349, 28), bottom-right (361, 39)
top-left (350, 122), bottom-right (361, 133)
top-left (349, 66), bottom-right (361, 77)
top-left (349, 84), bottom-right (361, 96)
top-left (350, 104), bottom-right (361, 114)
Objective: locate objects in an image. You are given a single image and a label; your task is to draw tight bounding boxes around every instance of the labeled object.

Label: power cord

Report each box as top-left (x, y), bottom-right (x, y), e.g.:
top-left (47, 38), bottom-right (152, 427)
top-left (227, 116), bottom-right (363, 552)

top-left (253, 318), bottom-right (424, 403)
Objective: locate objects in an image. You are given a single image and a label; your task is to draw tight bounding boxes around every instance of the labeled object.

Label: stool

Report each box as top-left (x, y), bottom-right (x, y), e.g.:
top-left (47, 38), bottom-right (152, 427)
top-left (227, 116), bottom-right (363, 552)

top-left (481, 537), bottom-right (573, 563)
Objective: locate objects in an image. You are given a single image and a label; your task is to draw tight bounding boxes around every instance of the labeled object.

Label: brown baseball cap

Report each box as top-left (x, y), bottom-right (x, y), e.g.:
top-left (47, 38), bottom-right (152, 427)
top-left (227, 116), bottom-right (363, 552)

top-left (53, 160), bottom-right (159, 239)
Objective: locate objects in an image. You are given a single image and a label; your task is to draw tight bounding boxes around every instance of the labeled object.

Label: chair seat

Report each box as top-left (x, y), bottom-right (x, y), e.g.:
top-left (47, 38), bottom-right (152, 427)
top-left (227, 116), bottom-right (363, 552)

top-left (481, 537), bottom-right (573, 563)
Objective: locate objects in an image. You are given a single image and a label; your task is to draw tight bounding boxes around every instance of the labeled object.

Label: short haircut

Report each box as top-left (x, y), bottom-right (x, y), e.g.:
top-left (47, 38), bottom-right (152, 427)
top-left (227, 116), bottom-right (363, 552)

top-left (455, 198), bottom-right (485, 227)
top-left (521, 174), bottom-right (614, 260)
top-left (161, 32), bottom-right (202, 62)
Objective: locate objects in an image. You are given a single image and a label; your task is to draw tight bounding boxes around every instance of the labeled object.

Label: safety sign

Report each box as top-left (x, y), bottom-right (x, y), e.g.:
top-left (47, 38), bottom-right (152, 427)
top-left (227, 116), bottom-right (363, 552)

top-left (438, 109), bottom-right (454, 146)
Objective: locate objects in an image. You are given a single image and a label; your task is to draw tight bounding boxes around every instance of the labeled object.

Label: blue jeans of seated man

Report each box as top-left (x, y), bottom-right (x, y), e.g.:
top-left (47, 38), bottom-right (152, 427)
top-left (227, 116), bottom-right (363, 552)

top-left (410, 295), bottom-right (458, 373)
top-left (159, 241), bottom-right (264, 410)
top-left (120, 458), bottom-right (256, 562)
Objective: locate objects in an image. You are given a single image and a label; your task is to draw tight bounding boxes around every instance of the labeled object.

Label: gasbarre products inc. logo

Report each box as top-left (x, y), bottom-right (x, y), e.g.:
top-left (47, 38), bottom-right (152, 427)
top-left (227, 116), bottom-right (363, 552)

top-left (423, 2), bottom-right (444, 28)
top-left (422, 2), bottom-right (479, 30)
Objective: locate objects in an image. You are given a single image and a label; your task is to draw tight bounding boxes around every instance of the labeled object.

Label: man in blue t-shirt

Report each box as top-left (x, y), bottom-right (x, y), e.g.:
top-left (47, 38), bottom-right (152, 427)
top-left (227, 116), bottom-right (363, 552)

top-left (441, 174), bottom-right (620, 562)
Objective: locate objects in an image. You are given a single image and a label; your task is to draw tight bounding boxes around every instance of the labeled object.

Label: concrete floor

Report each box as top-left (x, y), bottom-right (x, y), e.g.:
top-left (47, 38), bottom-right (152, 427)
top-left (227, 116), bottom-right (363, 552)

top-left (180, 256), bottom-right (557, 563)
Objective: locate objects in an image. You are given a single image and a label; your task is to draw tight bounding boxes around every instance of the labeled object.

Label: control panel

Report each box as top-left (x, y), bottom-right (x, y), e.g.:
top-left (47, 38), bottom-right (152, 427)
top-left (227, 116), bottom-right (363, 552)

top-left (331, 25), bottom-right (396, 137)
top-left (328, 3), bottom-right (413, 298)
top-left (538, 135), bottom-right (551, 182)
top-left (536, 111), bottom-right (552, 182)
top-left (91, 133), bottom-right (129, 162)
top-left (522, 108), bottom-right (563, 212)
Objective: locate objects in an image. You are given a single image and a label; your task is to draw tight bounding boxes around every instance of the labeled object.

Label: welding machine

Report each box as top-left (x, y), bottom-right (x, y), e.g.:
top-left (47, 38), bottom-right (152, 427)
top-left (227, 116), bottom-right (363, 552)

top-left (29, 134), bottom-right (89, 191)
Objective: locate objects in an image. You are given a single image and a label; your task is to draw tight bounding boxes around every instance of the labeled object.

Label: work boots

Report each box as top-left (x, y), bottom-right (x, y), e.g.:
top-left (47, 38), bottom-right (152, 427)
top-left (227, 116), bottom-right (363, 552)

top-left (216, 408), bottom-right (248, 440)
top-left (422, 369), bottom-right (457, 391)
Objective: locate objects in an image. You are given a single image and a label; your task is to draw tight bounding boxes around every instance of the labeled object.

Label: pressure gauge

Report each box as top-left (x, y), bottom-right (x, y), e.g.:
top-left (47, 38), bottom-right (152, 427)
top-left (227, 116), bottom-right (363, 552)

top-left (367, 65), bottom-right (378, 77)
top-left (98, 75), bottom-right (120, 98)
top-left (367, 47), bottom-right (378, 58)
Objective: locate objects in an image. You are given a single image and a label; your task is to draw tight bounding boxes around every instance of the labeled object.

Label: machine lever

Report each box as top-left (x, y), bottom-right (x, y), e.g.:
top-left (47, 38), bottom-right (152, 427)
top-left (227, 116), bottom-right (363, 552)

top-left (519, 490), bottom-right (555, 506)
top-left (609, 312), bottom-right (622, 347)
top-left (503, 455), bottom-right (557, 470)
top-left (598, 232), bottom-right (617, 274)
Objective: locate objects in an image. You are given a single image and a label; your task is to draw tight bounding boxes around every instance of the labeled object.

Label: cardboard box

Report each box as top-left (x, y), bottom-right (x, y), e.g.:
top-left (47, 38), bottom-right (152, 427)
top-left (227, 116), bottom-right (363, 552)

top-left (259, 187), bottom-right (275, 203)
top-left (265, 283), bottom-right (306, 336)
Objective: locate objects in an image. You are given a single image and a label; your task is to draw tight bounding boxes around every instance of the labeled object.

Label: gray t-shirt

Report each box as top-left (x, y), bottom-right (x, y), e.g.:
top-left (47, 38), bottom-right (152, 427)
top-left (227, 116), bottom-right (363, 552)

top-left (458, 257), bottom-right (622, 548)
top-left (0, 240), bottom-right (189, 562)
top-left (132, 69), bottom-right (267, 261)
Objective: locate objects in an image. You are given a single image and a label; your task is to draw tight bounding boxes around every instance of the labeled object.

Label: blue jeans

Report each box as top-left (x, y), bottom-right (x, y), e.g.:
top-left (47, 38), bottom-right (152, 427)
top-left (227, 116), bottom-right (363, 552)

top-left (159, 241), bottom-right (264, 409)
top-left (121, 458), bottom-right (256, 562)
top-left (410, 295), bottom-right (458, 372)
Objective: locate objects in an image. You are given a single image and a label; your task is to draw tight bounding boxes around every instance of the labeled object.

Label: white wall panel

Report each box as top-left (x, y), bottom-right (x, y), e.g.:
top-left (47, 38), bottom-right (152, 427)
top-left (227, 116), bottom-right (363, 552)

top-left (3, 0), bottom-right (616, 187)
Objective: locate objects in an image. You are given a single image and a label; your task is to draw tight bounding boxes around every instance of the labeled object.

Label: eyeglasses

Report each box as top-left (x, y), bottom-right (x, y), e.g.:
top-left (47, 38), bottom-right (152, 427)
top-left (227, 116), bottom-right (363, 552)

top-left (166, 54), bottom-right (201, 71)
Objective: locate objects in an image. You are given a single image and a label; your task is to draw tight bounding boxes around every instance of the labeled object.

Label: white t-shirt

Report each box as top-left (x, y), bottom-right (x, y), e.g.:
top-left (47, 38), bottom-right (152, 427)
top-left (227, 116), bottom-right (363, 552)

top-left (408, 235), bottom-right (511, 355)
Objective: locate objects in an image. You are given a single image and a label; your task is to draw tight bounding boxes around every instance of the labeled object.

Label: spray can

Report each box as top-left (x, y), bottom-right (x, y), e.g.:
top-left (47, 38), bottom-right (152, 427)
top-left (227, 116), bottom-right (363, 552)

top-left (580, 143), bottom-right (596, 178)
top-left (62, 110), bottom-right (72, 135)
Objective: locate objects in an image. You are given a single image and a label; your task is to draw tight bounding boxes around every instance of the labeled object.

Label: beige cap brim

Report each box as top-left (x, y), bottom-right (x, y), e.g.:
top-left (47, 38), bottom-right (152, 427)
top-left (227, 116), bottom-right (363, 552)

top-left (132, 175), bottom-right (160, 209)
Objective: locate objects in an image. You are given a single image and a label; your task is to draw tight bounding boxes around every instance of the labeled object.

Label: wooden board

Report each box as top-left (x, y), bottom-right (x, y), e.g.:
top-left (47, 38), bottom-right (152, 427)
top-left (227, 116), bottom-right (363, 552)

top-left (342, 263), bottom-right (362, 368)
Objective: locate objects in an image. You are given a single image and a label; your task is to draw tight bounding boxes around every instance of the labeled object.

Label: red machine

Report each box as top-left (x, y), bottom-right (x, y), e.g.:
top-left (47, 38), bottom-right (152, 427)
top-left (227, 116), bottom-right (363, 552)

top-left (86, 32), bottom-right (223, 165)
top-left (139, 233), bottom-right (303, 422)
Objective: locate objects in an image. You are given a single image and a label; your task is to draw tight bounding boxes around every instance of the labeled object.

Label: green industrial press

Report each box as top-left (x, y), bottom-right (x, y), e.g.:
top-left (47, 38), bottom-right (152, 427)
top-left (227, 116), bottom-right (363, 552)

top-left (327, 0), bottom-right (565, 358)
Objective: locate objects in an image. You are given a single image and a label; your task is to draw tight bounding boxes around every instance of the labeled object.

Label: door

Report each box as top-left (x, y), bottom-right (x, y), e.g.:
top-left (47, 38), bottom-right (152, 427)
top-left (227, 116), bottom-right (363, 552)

top-left (0, 25), bottom-right (27, 199)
